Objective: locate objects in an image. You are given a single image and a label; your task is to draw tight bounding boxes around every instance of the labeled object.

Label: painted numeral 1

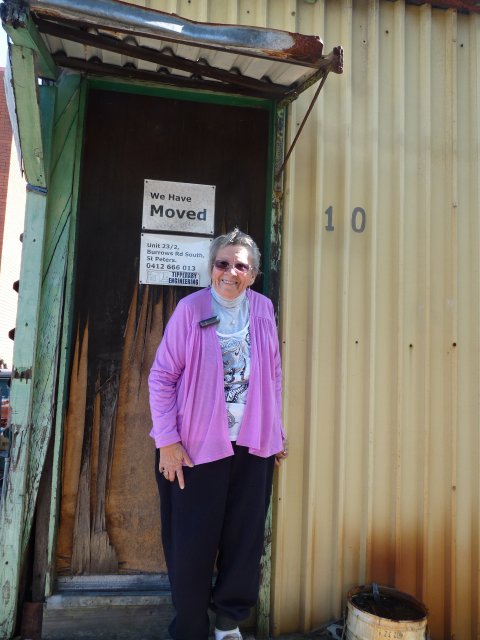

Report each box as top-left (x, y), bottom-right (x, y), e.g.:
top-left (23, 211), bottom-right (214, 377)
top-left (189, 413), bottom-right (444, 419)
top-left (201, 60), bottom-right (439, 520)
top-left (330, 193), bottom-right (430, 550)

top-left (324, 205), bottom-right (334, 231)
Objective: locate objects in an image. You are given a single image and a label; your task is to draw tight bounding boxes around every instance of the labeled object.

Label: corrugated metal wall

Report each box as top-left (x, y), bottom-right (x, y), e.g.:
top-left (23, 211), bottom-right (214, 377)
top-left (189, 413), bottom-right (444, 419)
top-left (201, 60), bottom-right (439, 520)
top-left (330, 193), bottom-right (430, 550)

top-left (274, 2), bottom-right (480, 639)
top-left (131, 1), bottom-right (478, 637)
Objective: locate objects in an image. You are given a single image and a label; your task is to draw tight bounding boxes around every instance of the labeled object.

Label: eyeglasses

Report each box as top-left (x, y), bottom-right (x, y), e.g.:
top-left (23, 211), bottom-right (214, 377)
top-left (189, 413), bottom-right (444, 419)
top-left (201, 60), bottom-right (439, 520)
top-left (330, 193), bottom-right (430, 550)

top-left (214, 259), bottom-right (252, 274)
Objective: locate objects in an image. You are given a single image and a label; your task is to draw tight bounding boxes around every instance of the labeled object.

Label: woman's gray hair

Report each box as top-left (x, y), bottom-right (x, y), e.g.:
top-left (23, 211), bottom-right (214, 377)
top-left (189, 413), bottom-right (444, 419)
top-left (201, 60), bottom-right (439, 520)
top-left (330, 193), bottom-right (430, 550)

top-left (208, 228), bottom-right (261, 274)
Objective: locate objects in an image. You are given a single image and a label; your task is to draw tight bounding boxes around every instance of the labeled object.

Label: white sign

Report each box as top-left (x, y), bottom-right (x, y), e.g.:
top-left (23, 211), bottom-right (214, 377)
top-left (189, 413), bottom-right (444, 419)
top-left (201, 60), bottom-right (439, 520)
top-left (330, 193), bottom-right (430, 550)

top-left (140, 233), bottom-right (212, 288)
top-left (142, 179), bottom-right (215, 235)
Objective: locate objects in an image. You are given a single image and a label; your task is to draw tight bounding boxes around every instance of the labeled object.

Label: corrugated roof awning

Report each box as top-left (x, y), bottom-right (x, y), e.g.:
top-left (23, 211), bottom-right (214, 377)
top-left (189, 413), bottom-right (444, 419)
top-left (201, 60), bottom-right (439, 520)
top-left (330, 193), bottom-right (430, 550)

top-left (1, 0), bottom-right (343, 101)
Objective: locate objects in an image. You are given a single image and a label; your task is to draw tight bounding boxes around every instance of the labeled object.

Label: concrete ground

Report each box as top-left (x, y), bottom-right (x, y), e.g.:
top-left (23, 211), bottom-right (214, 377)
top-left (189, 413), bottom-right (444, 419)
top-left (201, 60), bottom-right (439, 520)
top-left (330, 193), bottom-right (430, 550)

top-left (241, 620), bottom-right (343, 639)
top-left (263, 633), bottom-right (333, 640)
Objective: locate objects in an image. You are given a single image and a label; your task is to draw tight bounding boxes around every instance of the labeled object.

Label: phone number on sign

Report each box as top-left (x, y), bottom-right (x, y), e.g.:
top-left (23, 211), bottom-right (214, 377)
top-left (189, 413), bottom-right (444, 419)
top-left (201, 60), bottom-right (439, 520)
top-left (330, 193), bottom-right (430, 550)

top-left (146, 263), bottom-right (197, 271)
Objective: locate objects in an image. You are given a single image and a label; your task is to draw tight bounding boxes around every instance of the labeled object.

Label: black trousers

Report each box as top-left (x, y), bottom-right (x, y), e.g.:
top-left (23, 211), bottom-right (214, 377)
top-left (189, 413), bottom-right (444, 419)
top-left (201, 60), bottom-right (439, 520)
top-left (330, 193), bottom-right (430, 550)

top-left (155, 444), bottom-right (275, 640)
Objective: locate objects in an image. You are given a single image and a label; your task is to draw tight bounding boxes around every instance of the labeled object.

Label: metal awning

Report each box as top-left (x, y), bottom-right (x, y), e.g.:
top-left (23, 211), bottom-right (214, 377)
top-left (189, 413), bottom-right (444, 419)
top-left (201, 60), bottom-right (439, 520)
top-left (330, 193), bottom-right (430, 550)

top-left (1, 0), bottom-right (343, 101)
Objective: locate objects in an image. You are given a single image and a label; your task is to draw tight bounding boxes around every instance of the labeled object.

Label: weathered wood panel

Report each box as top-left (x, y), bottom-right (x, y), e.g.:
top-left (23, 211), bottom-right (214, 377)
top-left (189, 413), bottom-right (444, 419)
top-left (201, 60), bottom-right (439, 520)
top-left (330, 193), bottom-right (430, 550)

top-left (46, 77), bottom-right (87, 594)
top-left (0, 40), bottom-right (52, 639)
top-left (106, 284), bottom-right (167, 573)
top-left (23, 73), bottom-right (83, 560)
top-left (57, 286), bottom-right (171, 574)
top-left (0, 189), bottom-right (47, 638)
top-left (56, 325), bottom-right (88, 575)
top-left (7, 45), bottom-right (46, 187)
top-left (24, 226), bottom-right (68, 550)
top-left (32, 431), bottom-right (54, 603)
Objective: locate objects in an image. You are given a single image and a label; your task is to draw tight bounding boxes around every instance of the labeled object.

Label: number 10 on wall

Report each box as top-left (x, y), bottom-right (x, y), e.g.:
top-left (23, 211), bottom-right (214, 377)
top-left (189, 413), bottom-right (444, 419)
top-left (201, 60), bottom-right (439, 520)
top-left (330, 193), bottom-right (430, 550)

top-left (324, 206), bottom-right (367, 233)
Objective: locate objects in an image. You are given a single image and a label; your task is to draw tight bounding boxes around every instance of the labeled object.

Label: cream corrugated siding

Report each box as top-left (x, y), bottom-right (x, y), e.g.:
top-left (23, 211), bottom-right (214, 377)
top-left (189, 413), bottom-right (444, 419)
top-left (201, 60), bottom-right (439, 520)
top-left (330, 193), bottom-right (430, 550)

top-left (276, 2), bottom-right (480, 639)
top-left (84, 0), bottom-right (478, 637)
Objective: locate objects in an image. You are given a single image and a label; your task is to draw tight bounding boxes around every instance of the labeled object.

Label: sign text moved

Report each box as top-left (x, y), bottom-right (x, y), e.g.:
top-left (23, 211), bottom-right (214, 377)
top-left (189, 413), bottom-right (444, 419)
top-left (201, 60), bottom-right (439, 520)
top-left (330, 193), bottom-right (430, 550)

top-left (142, 179), bottom-right (215, 235)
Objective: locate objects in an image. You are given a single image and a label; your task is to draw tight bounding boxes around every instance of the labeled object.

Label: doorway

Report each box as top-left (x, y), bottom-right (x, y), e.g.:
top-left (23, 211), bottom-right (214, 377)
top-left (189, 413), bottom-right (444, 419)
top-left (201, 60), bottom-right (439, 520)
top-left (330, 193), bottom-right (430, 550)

top-left (56, 86), bottom-right (272, 577)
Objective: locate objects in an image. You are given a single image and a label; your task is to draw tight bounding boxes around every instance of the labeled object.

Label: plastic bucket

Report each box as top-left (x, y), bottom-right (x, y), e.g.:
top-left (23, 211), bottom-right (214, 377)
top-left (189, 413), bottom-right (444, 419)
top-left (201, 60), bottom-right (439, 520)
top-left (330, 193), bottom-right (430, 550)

top-left (346, 584), bottom-right (428, 640)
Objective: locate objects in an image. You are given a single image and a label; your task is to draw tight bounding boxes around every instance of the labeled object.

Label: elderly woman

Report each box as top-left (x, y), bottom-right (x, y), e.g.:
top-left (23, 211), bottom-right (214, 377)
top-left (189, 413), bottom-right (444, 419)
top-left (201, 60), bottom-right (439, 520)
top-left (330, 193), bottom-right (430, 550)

top-left (149, 228), bottom-right (287, 640)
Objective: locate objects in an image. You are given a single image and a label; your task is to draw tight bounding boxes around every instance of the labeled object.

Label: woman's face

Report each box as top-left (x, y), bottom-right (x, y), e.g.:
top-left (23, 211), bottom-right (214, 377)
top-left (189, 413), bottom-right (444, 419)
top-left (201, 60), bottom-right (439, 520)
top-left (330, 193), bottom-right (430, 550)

top-left (211, 244), bottom-right (256, 300)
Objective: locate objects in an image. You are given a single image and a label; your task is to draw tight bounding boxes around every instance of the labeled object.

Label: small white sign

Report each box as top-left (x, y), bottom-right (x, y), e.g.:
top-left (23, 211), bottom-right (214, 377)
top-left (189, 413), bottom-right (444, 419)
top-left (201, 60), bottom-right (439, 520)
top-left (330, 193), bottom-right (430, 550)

top-left (140, 233), bottom-right (212, 288)
top-left (142, 179), bottom-right (215, 235)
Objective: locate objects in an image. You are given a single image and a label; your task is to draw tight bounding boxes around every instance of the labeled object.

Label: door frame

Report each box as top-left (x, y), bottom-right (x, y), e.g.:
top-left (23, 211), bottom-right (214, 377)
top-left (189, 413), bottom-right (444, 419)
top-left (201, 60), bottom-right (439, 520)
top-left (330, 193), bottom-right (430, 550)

top-left (45, 75), bottom-right (287, 638)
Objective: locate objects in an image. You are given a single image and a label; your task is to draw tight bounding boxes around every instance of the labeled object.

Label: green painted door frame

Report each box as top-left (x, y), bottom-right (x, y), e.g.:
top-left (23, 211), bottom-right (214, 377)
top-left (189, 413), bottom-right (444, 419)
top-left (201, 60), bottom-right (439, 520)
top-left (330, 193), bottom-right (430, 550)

top-left (0, 35), bottom-right (52, 638)
top-left (0, 26), bottom-right (86, 638)
top-left (0, 40), bottom-right (286, 638)
top-left (0, 186), bottom-right (48, 640)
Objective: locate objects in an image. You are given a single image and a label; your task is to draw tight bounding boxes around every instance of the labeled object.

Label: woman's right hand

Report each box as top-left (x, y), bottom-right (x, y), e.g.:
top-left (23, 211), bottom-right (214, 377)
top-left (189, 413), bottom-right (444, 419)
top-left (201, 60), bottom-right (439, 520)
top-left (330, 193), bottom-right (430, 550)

top-left (159, 443), bottom-right (194, 489)
top-left (275, 437), bottom-right (289, 467)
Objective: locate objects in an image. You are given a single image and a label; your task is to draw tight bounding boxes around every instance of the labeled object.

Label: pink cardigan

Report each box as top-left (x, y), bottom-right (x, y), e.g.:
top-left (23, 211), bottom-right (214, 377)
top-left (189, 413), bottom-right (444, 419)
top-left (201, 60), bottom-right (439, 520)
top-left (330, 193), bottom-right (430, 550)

top-left (148, 287), bottom-right (283, 465)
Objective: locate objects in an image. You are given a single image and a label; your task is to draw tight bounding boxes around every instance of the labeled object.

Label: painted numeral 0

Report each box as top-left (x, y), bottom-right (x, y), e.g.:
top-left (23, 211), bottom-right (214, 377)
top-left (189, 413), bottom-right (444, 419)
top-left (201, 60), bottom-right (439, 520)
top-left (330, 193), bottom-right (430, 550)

top-left (351, 207), bottom-right (366, 233)
top-left (324, 206), bottom-right (367, 233)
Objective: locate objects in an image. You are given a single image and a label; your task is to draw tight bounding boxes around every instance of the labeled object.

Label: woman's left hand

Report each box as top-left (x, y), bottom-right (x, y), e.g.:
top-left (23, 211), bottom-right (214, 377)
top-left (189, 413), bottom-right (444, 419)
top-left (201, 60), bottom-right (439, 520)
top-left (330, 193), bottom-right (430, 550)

top-left (275, 438), bottom-right (289, 467)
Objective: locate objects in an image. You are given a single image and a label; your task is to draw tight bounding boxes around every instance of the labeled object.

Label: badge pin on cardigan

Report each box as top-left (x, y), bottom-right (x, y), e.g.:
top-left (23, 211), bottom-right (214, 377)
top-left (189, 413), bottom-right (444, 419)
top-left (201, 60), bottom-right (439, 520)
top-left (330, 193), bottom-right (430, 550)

top-left (199, 316), bottom-right (220, 328)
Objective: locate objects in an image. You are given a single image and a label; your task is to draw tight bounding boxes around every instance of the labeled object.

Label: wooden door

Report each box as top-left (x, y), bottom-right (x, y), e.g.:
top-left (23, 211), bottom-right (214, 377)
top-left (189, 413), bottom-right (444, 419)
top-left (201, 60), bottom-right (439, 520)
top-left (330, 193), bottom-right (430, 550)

top-left (56, 88), bottom-right (271, 576)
